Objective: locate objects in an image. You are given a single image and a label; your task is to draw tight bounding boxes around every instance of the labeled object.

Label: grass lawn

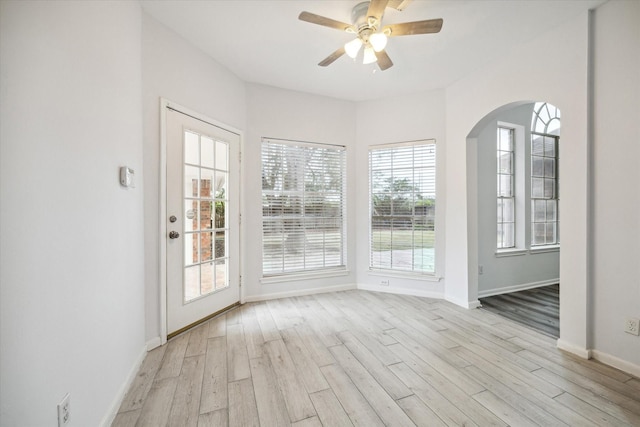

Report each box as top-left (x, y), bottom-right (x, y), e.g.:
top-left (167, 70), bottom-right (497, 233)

top-left (371, 229), bottom-right (435, 251)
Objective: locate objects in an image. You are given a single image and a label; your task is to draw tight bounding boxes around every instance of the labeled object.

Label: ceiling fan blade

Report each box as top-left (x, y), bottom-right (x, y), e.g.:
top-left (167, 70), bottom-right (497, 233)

top-left (375, 50), bottom-right (393, 71)
top-left (366, 0), bottom-right (389, 24)
top-left (299, 11), bottom-right (353, 32)
top-left (387, 0), bottom-right (412, 11)
top-left (383, 18), bottom-right (443, 36)
top-left (318, 47), bottom-right (346, 67)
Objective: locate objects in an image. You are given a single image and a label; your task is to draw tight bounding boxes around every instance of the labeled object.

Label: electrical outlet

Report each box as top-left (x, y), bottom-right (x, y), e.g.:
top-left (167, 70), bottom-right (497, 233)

top-left (624, 318), bottom-right (640, 336)
top-left (57, 393), bottom-right (70, 427)
top-left (380, 279), bottom-right (390, 286)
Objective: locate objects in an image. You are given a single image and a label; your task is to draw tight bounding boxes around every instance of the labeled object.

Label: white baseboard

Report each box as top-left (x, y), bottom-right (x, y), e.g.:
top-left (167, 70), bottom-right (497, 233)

top-left (444, 293), bottom-right (482, 309)
top-left (357, 283), bottom-right (444, 300)
top-left (146, 336), bottom-right (162, 351)
top-left (591, 350), bottom-right (640, 378)
top-left (243, 283), bottom-right (357, 303)
top-left (99, 344), bottom-right (147, 427)
top-left (467, 300), bottom-right (482, 309)
top-left (556, 339), bottom-right (592, 359)
top-left (478, 278), bottom-right (559, 298)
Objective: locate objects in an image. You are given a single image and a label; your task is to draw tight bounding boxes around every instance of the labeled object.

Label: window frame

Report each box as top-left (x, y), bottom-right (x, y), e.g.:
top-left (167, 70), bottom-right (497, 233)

top-left (497, 126), bottom-right (516, 249)
top-left (530, 102), bottom-right (560, 247)
top-left (368, 139), bottom-right (436, 275)
top-left (260, 138), bottom-right (347, 279)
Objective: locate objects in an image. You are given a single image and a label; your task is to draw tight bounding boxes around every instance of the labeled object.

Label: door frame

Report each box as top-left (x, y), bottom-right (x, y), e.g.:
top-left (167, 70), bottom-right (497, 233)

top-left (159, 98), bottom-right (244, 344)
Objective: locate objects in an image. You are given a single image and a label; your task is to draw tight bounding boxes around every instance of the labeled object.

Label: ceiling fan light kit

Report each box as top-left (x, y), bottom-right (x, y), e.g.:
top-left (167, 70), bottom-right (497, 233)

top-left (363, 46), bottom-right (378, 64)
top-left (345, 38), bottom-right (364, 58)
top-left (298, 0), bottom-right (443, 71)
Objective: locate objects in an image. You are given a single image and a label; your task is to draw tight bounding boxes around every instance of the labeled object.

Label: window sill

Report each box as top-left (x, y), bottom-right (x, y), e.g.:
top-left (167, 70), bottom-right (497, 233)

top-left (495, 248), bottom-right (528, 258)
top-left (530, 244), bottom-right (560, 254)
top-left (368, 269), bottom-right (442, 282)
top-left (261, 268), bottom-right (349, 284)
top-left (495, 245), bottom-right (560, 258)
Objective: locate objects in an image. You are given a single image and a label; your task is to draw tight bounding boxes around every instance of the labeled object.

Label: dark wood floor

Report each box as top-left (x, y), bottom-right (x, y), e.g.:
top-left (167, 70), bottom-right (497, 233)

top-left (479, 284), bottom-right (559, 338)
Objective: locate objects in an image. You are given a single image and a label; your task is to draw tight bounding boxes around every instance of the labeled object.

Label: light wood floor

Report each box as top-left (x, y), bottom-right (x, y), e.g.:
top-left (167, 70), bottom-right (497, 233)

top-left (113, 290), bottom-right (640, 427)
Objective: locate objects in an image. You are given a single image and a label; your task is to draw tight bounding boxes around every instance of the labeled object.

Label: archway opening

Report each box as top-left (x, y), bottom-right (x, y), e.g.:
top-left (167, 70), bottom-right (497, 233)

top-left (467, 101), bottom-right (561, 337)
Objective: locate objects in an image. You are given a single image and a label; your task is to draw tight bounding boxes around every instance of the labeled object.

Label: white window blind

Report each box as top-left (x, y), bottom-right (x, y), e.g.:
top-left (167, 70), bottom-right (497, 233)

top-left (369, 140), bottom-right (436, 274)
top-left (497, 126), bottom-right (515, 249)
top-left (261, 138), bottom-right (346, 276)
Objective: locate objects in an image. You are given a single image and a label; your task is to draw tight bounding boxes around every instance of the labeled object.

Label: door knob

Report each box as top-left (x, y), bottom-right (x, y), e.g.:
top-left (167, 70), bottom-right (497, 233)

top-left (169, 231), bottom-right (180, 239)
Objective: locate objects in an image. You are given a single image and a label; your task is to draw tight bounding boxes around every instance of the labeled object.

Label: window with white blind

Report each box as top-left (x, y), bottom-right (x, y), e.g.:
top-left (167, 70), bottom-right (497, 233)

top-left (497, 127), bottom-right (515, 249)
top-left (369, 140), bottom-right (436, 274)
top-left (531, 102), bottom-right (560, 246)
top-left (261, 138), bottom-right (346, 276)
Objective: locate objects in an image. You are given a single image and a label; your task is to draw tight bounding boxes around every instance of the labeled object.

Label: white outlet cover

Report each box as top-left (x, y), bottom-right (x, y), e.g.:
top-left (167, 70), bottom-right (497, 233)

top-left (625, 318), bottom-right (640, 336)
top-left (57, 393), bottom-right (70, 427)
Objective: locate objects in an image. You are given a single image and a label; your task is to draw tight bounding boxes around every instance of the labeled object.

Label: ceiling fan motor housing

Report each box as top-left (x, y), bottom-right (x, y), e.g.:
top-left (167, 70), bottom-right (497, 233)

top-left (351, 2), bottom-right (376, 30)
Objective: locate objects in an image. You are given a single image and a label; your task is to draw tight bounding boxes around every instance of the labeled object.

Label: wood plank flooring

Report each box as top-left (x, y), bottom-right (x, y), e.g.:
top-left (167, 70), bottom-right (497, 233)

top-left (112, 289), bottom-right (640, 427)
top-left (480, 284), bottom-right (560, 338)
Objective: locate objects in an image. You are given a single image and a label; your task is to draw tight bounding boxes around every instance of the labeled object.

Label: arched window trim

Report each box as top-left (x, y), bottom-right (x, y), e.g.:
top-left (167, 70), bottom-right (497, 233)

top-left (532, 102), bottom-right (561, 136)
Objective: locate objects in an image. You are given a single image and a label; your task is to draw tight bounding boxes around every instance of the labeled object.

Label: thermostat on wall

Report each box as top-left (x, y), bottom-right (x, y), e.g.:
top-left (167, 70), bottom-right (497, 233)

top-left (120, 166), bottom-right (135, 188)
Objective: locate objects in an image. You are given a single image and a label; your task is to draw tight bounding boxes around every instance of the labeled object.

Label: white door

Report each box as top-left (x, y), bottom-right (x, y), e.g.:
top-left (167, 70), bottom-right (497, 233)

top-left (166, 107), bottom-right (240, 336)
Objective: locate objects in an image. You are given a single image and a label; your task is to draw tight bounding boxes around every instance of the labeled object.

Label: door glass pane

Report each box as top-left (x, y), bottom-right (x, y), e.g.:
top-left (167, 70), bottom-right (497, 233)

top-left (185, 166), bottom-right (200, 198)
top-left (183, 129), bottom-right (231, 303)
top-left (200, 262), bottom-right (214, 295)
top-left (215, 259), bottom-right (227, 290)
top-left (200, 200), bottom-right (213, 231)
top-left (185, 132), bottom-right (199, 165)
top-left (184, 266), bottom-right (200, 301)
top-left (214, 201), bottom-right (225, 229)
top-left (216, 141), bottom-right (228, 171)
top-left (201, 137), bottom-right (214, 168)
top-left (184, 232), bottom-right (198, 265)
top-left (185, 200), bottom-right (198, 232)
top-left (200, 232), bottom-right (213, 262)
top-left (215, 171), bottom-right (227, 198)
top-left (200, 168), bottom-right (214, 199)
top-left (215, 231), bottom-right (226, 259)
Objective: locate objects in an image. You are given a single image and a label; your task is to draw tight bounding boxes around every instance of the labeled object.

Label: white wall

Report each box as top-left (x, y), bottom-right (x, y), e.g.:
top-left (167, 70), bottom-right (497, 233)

top-left (0, 2), bottom-right (145, 426)
top-left (141, 13), bottom-right (247, 343)
top-left (355, 90), bottom-right (447, 297)
top-left (243, 83), bottom-right (358, 300)
top-left (445, 12), bottom-right (590, 348)
top-left (475, 104), bottom-right (559, 296)
top-left (591, 0), bottom-right (640, 370)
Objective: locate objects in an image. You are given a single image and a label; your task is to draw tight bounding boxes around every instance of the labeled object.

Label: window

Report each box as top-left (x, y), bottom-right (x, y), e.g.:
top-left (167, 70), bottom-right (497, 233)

top-left (531, 102), bottom-right (560, 246)
top-left (497, 127), bottom-right (515, 249)
top-left (261, 138), bottom-right (346, 276)
top-left (369, 140), bottom-right (436, 274)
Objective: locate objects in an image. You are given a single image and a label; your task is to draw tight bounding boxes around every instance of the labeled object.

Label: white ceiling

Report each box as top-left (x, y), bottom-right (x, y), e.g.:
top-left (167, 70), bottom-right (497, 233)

top-left (141, 0), bottom-right (604, 102)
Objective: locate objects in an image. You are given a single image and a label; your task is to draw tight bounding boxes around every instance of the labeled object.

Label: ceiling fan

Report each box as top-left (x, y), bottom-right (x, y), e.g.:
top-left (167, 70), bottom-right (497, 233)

top-left (298, 0), bottom-right (443, 71)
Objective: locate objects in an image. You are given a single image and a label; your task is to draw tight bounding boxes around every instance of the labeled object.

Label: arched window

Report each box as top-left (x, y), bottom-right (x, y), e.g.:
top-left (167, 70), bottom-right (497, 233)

top-left (531, 102), bottom-right (560, 246)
